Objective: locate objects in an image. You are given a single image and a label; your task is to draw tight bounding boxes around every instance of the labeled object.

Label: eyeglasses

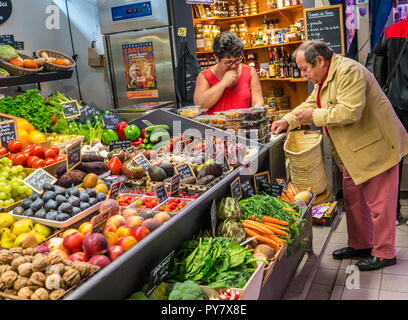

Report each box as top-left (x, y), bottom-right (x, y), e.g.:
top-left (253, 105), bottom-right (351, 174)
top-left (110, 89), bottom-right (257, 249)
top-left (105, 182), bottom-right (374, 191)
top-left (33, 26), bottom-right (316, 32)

top-left (224, 56), bottom-right (244, 67)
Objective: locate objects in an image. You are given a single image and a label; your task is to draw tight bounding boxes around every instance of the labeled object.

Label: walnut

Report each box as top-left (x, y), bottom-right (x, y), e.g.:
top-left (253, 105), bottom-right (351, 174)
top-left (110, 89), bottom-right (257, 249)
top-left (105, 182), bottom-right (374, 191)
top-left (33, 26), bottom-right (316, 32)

top-left (45, 274), bottom-right (63, 290)
top-left (47, 253), bottom-right (64, 266)
top-left (4, 288), bottom-right (18, 296)
top-left (9, 248), bottom-right (23, 256)
top-left (62, 259), bottom-right (72, 267)
top-left (18, 287), bottom-right (33, 299)
top-left (24, 255), bottom-right (33, 263)
top-left (1, 270), bottom-right (18, 289)
top-left (0, 250), bottom-right (13, 265)
top-left (30, 272), bottom-right (46, 288)
top-left (17, 263), bottom-right (33, 278)
top-left (62, 268), bottom-right (81, 288)
top-left (70, 261), bottom-right (92, 278)
top-left (13, 276), bottom-right (31, 291)
top-left (0, 265), bottom-right (14, 275)
top-left (52, 263), bottom-right (65, 275)
top-left (23, 248), bottom-right (38, 256)
top-left (31, 288), bottom-right (49, 300)
top-left (11, 256), bottom-right (27, 269)
top-left (49, 289), bottom-right (66, 300)
top-left (32, 255), bottom-right (47, 273)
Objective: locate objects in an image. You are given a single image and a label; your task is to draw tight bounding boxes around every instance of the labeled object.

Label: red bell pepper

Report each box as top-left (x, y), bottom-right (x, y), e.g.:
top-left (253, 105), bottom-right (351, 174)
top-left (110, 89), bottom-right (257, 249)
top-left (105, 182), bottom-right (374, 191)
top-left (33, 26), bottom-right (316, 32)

top-left (116, 121), bottom-right (128, 140)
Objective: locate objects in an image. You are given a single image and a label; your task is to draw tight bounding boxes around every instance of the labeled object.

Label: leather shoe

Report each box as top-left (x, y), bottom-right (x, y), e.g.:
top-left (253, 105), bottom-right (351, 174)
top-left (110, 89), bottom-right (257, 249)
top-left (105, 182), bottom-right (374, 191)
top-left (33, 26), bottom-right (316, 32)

top-left (332, 247), bottom-right (372, 260)
top-left (356, 255), bottom-right (397, 271)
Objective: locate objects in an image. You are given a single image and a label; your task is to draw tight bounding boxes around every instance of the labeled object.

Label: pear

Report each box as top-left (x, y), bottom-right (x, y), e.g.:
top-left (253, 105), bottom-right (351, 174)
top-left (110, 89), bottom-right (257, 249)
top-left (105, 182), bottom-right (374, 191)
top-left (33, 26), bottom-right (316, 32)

top-left (0, 212), bottom-right (15, 228)
top-left (32, 224), bottom-right (52, 238)
top-left (14, 232), bottom-right (38, 248)
top-left (31, 231), bottom-right (46, 243)
top-left (12, 218), bottom-right (33, 236)
top-left (0, 228), bottom-right (17, 249)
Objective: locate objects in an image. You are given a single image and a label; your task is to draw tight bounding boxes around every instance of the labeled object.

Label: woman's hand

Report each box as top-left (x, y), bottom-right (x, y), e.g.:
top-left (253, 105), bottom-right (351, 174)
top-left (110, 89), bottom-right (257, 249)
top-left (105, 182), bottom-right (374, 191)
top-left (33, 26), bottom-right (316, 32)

top-left (221, 70), bottom-right (239, 88)
top-left (271, 120), bottom-right (288, 135)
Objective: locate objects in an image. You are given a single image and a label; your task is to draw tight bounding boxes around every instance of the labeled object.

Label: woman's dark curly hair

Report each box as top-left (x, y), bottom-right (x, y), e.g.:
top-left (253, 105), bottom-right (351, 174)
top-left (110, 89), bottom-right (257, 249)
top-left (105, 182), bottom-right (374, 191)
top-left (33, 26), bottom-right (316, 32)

top-left (213, 32), bottom-right (244, 60)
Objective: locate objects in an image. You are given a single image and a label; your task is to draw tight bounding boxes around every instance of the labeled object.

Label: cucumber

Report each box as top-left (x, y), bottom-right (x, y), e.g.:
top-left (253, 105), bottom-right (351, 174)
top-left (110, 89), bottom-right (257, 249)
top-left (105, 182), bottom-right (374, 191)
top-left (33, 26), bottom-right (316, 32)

top-left (150, 129), bottom-right (170, 144)
top-left (144, 125), bottom-right (169, 133)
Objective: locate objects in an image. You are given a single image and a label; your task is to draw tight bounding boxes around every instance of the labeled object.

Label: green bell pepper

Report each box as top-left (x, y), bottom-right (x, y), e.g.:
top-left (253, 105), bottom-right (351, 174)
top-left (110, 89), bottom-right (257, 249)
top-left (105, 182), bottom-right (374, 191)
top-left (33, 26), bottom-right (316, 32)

top-left (124, 124), bottom-right (141, 141)
top-left (102, 129), bottom-right (119, 145)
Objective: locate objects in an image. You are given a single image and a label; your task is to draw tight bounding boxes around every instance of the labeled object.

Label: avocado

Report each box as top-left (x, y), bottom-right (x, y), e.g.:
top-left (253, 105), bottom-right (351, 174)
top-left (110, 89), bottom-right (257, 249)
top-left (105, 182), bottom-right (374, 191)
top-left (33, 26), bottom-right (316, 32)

top-left (30, 198), bottom-right (44, 212)
top-left (56, 213), bottom-right (70, 221)
top-left (96, 192), bottom-right (107, 202)
top-left (45, 210), bottom-right (58, 221)
top-left (21, 198), bottom-right (33, 210)
top-left (12, 206), bottom-right (24, 216)
top-left (34, 209), bottom-right (47, 219)
top-left (44, 200), bottom-right (58, 212)
top-left (67, 196), bottom-right (80, 207)
top-left (181, 176), bottom-right (196, 185)
top-left (42, 191), bottom-right (56, 203)
top-left (147, 165), bottom-right (167, 182)
top-left (138, 208), bottom-right (155, 219)
top-left (197, 175), bottom-right (215, 185)
top-left (159, 162), bottom-right (175, 178)
top-left (58, 203), bottom-right (73, 214)
top-left (207, 163), bottom-right (223, 178)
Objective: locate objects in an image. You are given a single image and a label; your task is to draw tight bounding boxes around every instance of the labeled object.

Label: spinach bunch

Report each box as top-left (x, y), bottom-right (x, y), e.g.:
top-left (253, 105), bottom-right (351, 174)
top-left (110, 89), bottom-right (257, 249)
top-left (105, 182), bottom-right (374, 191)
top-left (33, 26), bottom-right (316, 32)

top-left (169, 237), bottom-right (264, 289)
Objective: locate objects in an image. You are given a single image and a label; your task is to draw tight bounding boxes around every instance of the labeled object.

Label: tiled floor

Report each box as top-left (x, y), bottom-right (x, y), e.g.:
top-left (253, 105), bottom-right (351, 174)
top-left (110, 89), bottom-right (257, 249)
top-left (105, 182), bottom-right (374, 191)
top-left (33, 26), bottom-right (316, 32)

top-left (283, 198), bottom-right (408, 300)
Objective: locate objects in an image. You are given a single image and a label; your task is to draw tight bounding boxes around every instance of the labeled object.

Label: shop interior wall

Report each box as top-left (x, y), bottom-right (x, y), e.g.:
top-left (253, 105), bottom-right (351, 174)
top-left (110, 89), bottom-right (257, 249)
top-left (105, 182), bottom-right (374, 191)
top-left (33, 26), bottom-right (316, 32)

top-left (0, 0), bottom-right (110, 108)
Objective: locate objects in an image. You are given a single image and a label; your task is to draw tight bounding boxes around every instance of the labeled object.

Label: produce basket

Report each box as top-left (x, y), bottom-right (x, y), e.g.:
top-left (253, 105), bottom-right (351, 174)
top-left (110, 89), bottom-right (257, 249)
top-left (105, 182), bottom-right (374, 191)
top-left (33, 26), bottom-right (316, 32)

top-left (284, 130), bottom-right (327, 195)
top-left (47, 135), bottom-right (84, 152)
top-left (35, 49), bottom-right (76, 72)
top-left (0, 53), bottom-right (44, 76)
top-left (261, 241), bottom-right (287, 287)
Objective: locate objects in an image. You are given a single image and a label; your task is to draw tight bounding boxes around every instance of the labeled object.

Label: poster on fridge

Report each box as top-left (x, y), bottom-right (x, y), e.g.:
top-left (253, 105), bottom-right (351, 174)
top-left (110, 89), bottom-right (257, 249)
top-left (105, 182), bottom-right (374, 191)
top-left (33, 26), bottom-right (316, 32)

top-left (122, 42), bottom-right (158, 99)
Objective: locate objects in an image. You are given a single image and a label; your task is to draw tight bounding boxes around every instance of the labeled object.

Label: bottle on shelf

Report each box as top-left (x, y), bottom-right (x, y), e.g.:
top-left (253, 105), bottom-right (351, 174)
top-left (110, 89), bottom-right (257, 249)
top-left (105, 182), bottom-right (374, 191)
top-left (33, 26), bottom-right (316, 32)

top-left (287, 53), bottom-right (294, 78)
top-left (273, 48), bottom-right (279, 77)
top-left (263, 16), bottom-right (269, 46)
top-left (279, 47), bottom-right (286, 78)
top-left (293, 60), bottom-right (300, 78)
top-left (268, 47), bottom-right (275, 78)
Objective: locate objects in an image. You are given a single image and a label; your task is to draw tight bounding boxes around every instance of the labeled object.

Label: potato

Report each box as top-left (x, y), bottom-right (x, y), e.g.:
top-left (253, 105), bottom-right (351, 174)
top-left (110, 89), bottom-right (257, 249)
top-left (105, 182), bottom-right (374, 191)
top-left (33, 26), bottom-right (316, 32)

top-left (254, 244), bottom-right (275, 261)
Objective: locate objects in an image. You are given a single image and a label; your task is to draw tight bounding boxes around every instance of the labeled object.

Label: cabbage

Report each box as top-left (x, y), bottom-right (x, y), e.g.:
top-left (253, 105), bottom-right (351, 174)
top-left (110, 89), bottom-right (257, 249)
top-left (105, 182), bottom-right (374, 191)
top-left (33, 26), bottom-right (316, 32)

top-left (0, 45), bottom-right (18, 61)
top-left (0, 68), bottom-right (10, 78)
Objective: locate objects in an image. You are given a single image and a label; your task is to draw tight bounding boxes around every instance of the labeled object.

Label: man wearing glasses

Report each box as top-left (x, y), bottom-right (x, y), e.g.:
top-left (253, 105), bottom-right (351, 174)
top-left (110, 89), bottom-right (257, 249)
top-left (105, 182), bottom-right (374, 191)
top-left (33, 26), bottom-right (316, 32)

top-left (194, 32), bottom-right (264, 114)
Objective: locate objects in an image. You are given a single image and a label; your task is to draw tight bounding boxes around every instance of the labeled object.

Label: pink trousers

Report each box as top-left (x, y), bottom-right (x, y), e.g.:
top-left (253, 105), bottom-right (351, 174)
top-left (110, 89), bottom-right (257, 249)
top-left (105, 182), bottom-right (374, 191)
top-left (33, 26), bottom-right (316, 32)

top-left (342, 164), bottom-right (399, 259)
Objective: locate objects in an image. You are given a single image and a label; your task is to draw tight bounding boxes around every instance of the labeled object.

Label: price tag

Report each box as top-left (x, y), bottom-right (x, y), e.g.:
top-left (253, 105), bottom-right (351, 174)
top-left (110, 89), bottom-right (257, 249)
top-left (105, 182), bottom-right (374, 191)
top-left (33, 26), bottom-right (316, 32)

top-left (241, 179), bottom-right (255, 199)
top-left (62, 100), bottom-right (81, 119)
top-left (0, 113), bottom-right (16, 122)
top-left (178, 27), bottom-right (187, 37)
top-left (216, 154), bottom-right (232, 173)
top-left (79, 103), bottom-right (101, 123)
top-left (133, 154), bottom-right (151, 173)
top-left (66, 140), bottom-right (82, 172)
top-left (276, 178), bottom-right (288, 191)
top-left (108, 180), bottom-right (122, 200)
top-left (210, 199), bottom-right (217, 238)
top-left (23, 168), bottom-right (57, 195)
top-left (103, 113), bottom-right (123, 130)
top-left (141, 119), bottom-right (153, 127)
top-left (230, 177), bottom-right (242, 201)
top-left (126, 146), bottom-right (137, 157)
top-left (109, 139), bottom-right (131, 152)
top-left (267, 184), bottom-right (284, 197)
top-left (169, 174), bottom-right (181, 197)
top-left (154, 183), bottom-right (168, 203)
top-left (175, 162), bottom-right (196, 182)
top-left (0, 120), bottom-right (18, 150)
top-left (146, 250), bottom-right (175, 297)
top-left (253, 171), bottom-right (271, 194)
top-left (90, 208), bottom-right (114, 234)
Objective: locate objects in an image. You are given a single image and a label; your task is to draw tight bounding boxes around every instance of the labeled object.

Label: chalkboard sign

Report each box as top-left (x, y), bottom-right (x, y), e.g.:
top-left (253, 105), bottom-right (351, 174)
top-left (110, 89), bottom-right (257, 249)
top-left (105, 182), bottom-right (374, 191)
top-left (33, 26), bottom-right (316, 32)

top-left (108, 180), bottom-right (122, 200)
top-left (216, 154), bottom-right (232, 173)
top-left (253, 171), bottom-right (271, 194)
top-left (23, 168), bottom-right (57, 195)
top-left (66, 140), bottom-right (82, 172)
top-left (0, 113), bottom-right (15, 122)
top-left (90, 208), bottom-right (114, 234)
top-left (230, 177), bottom-right (242, 201)
top-left (154, 183), bottom-right (168, 203)
top-left (133, 154), bottom-right (151, 172)
top-left (126, 146), bottom-right (137, 157)
top-left (169, 174), bottom-right (181, 197)
top-left (0, 2), bottom-right (12, 25)
top-left (262, 183), bottom-right (283, 197)
top-left (103, 113), bottom-right (123, 130)
top-left (210, 199), bottom-right (217, 238)
top-left (175, 162), bottom-right (196, 181)
top-left (146, 250), bottom-right (175, 296)
top-left (109, 139), bottom-right (131, 152)
top-left (79, 103), bottom-right (101, 123)
top-left (304, 4), bottom-right (345, 56)
top-left (13, 41), bottom-right (24, 50)
top-left (241, 179), bottom-right (255, 199)
top-left (62, 100), bottom-right (81, 119)
top-left (0, 120), bottom-right (18, 150)
top-left (0, 34), bottom-right (14, 45)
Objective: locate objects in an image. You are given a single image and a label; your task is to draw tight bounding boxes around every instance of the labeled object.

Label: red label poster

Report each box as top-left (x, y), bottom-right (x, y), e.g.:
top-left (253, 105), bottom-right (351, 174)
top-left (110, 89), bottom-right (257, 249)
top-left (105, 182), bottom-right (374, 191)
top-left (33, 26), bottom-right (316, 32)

top-left (122, 42), bottom-right (158, 99)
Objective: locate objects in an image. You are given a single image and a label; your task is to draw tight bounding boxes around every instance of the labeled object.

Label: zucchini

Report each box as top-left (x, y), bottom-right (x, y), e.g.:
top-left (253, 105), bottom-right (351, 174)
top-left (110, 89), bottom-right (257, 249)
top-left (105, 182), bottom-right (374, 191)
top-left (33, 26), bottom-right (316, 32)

top-left (145, 125), bottom-right (169, 133)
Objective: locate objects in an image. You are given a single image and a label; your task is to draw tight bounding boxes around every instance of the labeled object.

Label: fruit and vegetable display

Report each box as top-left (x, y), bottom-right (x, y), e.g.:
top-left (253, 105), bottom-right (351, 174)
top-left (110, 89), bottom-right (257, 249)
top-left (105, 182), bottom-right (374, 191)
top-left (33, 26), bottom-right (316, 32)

top-left (38, 51), bottom-right (72, 67)
top-left (0, 45), bottom-right (43, 69)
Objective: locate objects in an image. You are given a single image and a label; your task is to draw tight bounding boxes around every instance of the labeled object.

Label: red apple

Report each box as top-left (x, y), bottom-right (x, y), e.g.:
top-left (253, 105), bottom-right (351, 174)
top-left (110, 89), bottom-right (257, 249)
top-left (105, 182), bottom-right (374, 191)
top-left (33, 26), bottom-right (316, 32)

top-left (116, 225), bottom-right (132, 238)
top-left (88, 255), bottom-right (111, 269)
top-left (117, 236), bottom-right (137, 251)
top-left (69, 252), bottom-right (88, 262)
top-left (132, 226), bottom-right (150, 242)
top-left (106, 215), bottom-right (126, 229)
top-left (107, 245), bottom-right (124, 261)
top-left (47, 237), bottom-right (64, 251)
top-left (103, 231), bottom-right (119, 247)
top-left (104, 224), bottom-right (117, 234)
top-left (34, 244), bottom-right (50, 255)
top-left (48, 249), bottom-right (69, 260)
top-left (61, 229), bottom-right (80, 239)
top-left (63, 232), bottom-right (85, 254)
top-left (82, 233), bottom-right (108, 257)
top-left (126, 215), bottom-right (144, 228)
top-left (121, 208), bottom-right (138, 220)
top-left (154, 212), bottom-right (171, 224)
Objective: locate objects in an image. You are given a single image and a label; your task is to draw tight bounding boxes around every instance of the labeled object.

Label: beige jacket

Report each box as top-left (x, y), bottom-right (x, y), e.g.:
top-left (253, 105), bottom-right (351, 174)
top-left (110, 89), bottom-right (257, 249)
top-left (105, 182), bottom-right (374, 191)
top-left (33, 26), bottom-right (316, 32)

top-left (283, 54), bottom-right (408, 185)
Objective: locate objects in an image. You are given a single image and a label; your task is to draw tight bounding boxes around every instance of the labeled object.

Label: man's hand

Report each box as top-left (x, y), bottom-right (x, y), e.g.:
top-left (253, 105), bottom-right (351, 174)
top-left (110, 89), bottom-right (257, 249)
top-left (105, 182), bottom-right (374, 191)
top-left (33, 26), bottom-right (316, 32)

top-left (221, 70), bottom-right (239, 88)
top-left (295, 108), bottom-right (315, 126)
top-left (271, 120), bottom-right (288, 135)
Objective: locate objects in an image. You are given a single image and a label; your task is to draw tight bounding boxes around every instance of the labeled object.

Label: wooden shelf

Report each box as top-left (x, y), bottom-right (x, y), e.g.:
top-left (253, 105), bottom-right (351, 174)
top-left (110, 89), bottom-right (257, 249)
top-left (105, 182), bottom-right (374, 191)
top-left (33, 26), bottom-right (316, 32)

top-left (260, 77), bottom-right (308, 82)
top-left (197, 40), bottom-right (305, 54)
top-left (193, 5), bottom-right (303, 23)
top-left (0, 70), bottom-right (74, 87)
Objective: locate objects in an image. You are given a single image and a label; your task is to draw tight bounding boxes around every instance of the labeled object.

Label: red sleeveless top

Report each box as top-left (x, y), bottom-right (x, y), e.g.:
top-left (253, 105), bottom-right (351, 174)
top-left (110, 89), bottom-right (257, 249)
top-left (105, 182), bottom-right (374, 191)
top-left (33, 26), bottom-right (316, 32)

top-left (201, 64), bottom-right (252, 115)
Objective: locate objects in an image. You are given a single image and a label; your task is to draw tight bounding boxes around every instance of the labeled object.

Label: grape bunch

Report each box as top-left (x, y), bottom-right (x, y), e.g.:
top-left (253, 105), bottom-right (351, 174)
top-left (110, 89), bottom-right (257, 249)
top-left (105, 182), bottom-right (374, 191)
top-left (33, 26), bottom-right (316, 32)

top-left (0, 157), bottom-right (33, 207)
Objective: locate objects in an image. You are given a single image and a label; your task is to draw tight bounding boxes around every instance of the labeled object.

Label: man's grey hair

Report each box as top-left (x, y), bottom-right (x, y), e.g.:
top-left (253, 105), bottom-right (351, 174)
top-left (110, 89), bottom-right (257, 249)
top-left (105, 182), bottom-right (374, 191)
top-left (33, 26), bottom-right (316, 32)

top-left (292, 41), bottom-right (334, 66)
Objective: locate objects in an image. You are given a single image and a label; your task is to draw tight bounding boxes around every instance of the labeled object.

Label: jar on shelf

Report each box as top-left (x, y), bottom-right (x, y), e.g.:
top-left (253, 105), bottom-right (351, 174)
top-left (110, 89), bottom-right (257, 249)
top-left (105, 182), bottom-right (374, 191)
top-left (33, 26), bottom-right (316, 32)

top-left (284, 0), bottom-right (291, 7)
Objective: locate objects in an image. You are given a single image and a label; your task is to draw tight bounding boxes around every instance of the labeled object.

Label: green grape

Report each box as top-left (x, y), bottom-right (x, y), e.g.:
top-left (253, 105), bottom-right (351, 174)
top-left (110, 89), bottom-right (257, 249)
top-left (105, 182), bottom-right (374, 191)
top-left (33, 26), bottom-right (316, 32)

top-left (0, 182), bottom-right (6, 190)
top-left (25, 188), bottom-right (33, 197)
top-left (10, 166), bottom-right (18, 175)
top-left (3, 185), bottom-right (11, 194)
top-left (18, 173), bottom-right (26, 179)
top-left (0, 177), bottom-right (6, 183)
top-left (10, 189), bottom-right (18, 198)
top-left (0, 157), bottom-right (7, 165)
top-left (17, 186), bottom-right (25, 195)
top-left (0, 192), bottom-right (6, 200)
top-left (0, 171), bottom-right (9, 179)
top-left (0, 200), bottom-right (4, 207)
top-left (3, 166), bottom-right (10, 174)
top-left (15, 165), bottom-right (23, 173)
top-left (4, 199), bottom-right (13, 206)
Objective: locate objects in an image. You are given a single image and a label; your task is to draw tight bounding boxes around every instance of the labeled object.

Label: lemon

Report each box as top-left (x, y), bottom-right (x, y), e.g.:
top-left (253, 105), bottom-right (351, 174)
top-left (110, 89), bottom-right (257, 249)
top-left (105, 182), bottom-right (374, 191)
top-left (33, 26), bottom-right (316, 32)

top-left (16, 118), bottom-right (35, 133)
top-left (18, 129), bottom-right (31, 143)
top-left (29, 130), bottom-right (46, 144)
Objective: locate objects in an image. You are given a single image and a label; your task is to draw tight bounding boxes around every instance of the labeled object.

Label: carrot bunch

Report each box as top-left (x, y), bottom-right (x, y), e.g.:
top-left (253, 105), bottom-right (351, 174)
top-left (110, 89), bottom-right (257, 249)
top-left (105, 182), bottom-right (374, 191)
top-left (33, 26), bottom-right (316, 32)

top-left (242, 216), bottom-right (290, 250)
top-left (278, 182), bottom-right (312, 203)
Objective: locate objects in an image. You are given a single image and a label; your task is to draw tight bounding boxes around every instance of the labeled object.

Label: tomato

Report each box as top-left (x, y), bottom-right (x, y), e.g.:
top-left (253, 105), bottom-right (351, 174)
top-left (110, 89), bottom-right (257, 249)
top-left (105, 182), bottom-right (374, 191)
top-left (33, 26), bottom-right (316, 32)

top-left (8, 140), bottom-right (23, 153)
top-left (44, 158), bottom-right (56, 166)
top-left (107, 157), bottom-right (122, 175)
top-left (0, 147), bottom-right (7, 155)
top-left (8, 153), bottom-right (15, 161)
top-left (47, 145), bottom-right (59, 156)
top-left (31, 144), bottom-right (44, 158)
top-left (54, 155), bottom-right (66, 162)
top-left (27, 156), bottom-right (40, 168)
top-left (32, 158), bottom-right (45, 169)
top-left (13, 153), bottom-right (28, 166)
top-left (43, 148), bottom-right (57, 159)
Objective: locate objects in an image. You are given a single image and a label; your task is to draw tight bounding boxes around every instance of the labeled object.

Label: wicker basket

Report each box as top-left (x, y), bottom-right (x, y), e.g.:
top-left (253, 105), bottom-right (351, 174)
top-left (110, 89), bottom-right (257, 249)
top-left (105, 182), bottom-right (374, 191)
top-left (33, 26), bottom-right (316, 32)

top-left (284, 130), bottom-right (327, 195)
top-left (36, 49), bottom-right (76, 72)
top-left (0, 53), bottom-right (43, 76)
